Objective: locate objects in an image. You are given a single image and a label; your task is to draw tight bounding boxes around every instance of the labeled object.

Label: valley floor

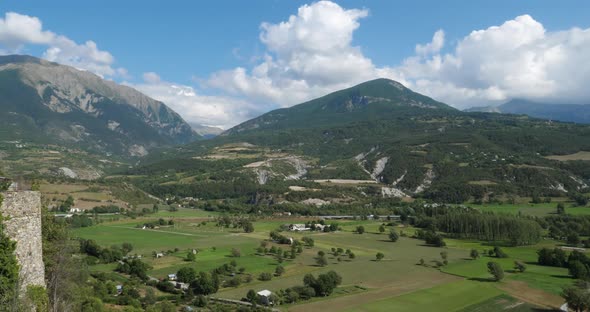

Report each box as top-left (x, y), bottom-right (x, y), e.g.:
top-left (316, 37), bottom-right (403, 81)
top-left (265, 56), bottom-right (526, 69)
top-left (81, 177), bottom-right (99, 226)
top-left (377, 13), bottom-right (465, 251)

top-left (73, 208), bottom-right (571, 311)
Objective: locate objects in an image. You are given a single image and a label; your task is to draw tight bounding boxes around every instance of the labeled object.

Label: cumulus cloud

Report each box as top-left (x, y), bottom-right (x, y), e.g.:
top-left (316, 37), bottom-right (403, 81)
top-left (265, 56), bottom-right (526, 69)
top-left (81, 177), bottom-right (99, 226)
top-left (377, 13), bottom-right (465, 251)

top-left (207, 1), bottom-right (403, 107)
top-left (0, 12), bottom-right (123, 77)
top-left (415, 30), bottom-right (445, 56)
top-left (130, 75), bottom-right (262, 129)
top-left (396, 15), bottom-right (590, 108)
top-left (207, 2), bottom-right (590, 116)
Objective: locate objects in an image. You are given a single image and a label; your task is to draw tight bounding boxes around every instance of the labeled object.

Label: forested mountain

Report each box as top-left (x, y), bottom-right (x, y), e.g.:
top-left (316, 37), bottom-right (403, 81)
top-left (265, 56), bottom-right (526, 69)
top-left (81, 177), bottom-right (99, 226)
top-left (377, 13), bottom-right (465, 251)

top-left (466, 99), bottom-right (590, 124)
top-left (0, 55), bottom-right (199, 157)
top-left (129, 79), bottom-right (590, 205)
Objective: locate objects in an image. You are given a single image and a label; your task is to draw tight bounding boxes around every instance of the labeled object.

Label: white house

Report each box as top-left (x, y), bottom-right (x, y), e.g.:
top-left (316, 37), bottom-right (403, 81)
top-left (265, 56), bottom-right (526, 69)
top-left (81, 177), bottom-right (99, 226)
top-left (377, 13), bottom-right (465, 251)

top-left (257, 289), bottom-right (273, 305)
top-left (69, 208), bottom-right (82, 213)
top-left (288, 224), bottom-right (309, 231)
top-left (155, 252), bottom-right (164, 258)
top-left (168, 273), bottom-right (177, 281)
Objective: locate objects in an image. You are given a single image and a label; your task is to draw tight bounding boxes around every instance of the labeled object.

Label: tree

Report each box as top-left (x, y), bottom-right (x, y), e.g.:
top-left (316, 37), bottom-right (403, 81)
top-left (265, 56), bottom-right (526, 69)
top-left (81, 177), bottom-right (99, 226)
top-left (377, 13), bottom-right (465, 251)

top-left (356, 226), bottom-right (365, 234)
top-left (246, 289), bottom-right (258, 303)
top-left (379, 225), bottom-right (385, 233)
top-left (562, 284), bottom-right (590, 312)
top-left (568, 233), bottom-right (581, 246)
top-left (514, 261), bottom-right (527, 273)
top-left (231, 248), bottom-right (241, 257)
top-left (303, 271), bottom-right (342, 297)
top-left (569, 261), bottom-right (589, 279)
top-left (375, 252), bottom-right (385, 261)
top-left (493, 246), bottom-right (508, 258)
top-left (275, 265), bottom-right (285, 276)
top-left (258, 272), bottom-right (272, 281)
top-left (348, 252), bottom-right (356, 260)
top-left (388, 230), bottom-right (399, 242)
top-left (557, 203), bottom-right (566, 215)
top-left (191, 272), bottom-right (219, 295)
top-left (186, 251), bottom-right (196, 262)
top-left (470, 249), bottom-right (479, 260)
top-left (243, 222), bottom-right (255, 233)
top-left (316, 255), bottom-right (328, 267)
top-left (0, 202), bottom-right (19, 307)
top-left (302, 236), bottom-right (314, 247)
top-left (177, 267), bottom-right (197, 283)
top-left (487, 262), bottom-right (504, 281)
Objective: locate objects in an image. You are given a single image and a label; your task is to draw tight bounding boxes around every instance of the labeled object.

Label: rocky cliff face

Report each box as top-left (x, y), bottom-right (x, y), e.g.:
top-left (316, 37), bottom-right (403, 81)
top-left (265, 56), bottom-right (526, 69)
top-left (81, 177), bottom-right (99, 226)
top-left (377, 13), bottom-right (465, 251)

top-left (0, 191), bottom-right (45, 294)
top-left (0, 55), bottom-right (199, 156)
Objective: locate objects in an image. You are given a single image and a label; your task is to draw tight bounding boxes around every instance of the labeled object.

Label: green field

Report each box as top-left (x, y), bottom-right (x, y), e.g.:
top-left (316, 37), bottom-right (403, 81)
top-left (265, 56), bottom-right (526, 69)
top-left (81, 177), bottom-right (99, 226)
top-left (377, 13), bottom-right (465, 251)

top-left (71, 211), bottom-right (573, 311)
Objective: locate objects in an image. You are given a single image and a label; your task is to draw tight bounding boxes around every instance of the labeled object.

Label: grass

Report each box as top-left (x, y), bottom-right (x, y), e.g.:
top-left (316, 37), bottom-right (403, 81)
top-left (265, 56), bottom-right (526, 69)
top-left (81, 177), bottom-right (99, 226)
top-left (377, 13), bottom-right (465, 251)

top-left (72, 217), bottom-right (570, 310)
top-left (344, 280), bottom-right (502, 312)
top-left (461, 294), bottom-right (542, 312)
top-left (442, 238), bottom-right (574, 295)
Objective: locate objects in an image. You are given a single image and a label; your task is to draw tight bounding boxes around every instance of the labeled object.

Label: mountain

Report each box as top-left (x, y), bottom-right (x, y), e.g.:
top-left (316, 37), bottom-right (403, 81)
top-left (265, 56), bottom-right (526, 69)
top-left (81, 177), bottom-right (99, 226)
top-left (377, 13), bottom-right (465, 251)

top-left (0, 55), bottom-right (199, 157)
top-left (466, 99), bottom-right (590, 124)
top-left (129, 79), bottom-right (590, 205)
top-left (190, 123), bottom-right (224, 138)
top-left (224, 78), bottom-right (455, 135)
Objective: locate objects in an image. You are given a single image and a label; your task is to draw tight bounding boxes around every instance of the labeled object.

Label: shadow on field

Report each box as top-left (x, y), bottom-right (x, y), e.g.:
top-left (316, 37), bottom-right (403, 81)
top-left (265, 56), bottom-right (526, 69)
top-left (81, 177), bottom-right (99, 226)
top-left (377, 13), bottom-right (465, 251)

top-left (550, 274), bottom-right (572, 279)
top-left (467, 277), bottom-right (495, 282)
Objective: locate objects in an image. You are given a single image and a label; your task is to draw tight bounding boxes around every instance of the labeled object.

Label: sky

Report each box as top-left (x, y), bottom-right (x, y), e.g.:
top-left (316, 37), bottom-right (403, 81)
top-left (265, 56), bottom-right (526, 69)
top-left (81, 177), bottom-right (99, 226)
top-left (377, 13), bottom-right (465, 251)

top-left (1, 0), bottom-right (590, 129)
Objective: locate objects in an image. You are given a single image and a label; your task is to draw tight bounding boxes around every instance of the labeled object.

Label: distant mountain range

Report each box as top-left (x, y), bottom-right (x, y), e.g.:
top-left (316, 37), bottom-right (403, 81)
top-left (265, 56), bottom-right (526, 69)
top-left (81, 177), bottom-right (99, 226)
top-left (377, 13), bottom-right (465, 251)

top-left (190, 123), bottom-right (224, 138)
top-left (465, 99), bottom-right (590, 124)
top-left (0, 55), bottom-right (200, 157)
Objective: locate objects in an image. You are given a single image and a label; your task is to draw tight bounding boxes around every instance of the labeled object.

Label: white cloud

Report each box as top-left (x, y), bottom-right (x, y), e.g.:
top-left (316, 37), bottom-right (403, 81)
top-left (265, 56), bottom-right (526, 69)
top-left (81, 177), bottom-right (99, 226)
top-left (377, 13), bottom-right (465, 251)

top-left (415, 30), bottom-right (445, 56)
top-left (207, 1), bottom-right (403, 108)
top-left (207, 3), bottom-right (590, 117)
top-left (130, 76), bottom-right (262, 129)
top-left (0, 12), bottom-right (123, 77)
top-left (396, 15), bottom-right (590, 108)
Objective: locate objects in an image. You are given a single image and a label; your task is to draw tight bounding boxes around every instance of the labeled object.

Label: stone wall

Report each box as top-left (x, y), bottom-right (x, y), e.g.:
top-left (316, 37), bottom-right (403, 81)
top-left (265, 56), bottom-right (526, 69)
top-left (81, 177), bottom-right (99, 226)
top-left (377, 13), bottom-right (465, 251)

top-left (0, 191), bottom-right (46, 292)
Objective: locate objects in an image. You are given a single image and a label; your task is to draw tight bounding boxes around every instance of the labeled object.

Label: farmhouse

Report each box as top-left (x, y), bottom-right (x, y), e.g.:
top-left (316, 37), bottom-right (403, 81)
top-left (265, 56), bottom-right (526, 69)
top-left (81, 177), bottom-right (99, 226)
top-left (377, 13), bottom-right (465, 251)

top-left (168, 274), bottom-right (177, 281)
top-left (69, 207), bottom-right (82, 213)
top-left (155, 252), bottom-right (164, 258)
top-left (287, 224), bottom-right (309, 231)
top-left (257, 289), bottom-right (273, 305)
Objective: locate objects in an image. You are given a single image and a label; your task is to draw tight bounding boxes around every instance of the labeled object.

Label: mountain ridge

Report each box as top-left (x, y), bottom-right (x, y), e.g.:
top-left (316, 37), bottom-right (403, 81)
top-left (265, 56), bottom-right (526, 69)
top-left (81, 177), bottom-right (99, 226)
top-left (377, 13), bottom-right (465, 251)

top-left (0, 54), bottom-right (200, 157)
top-left (223, 78), bottom-right (455, 135)
top-left (465, 99), bottom-right (590, 124)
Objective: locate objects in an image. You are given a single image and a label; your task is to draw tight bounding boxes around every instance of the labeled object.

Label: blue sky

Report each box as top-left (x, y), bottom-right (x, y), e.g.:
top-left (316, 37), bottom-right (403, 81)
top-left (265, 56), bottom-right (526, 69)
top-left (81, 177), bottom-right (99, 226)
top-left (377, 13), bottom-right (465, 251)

top-left (1, 1), bottom-right (590, 128)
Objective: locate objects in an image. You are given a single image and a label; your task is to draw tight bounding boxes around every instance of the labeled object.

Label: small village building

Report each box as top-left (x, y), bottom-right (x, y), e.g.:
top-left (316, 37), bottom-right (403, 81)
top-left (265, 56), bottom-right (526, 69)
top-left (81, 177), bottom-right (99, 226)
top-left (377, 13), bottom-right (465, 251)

top-left (287, 224), bottom-right (309, 231)
top-left (116, 285), bottom-right (123, 295)
top-left (257, 289), bottom-right (273, 305)
top-left (168, 274), bottom-right (177, 281)
top-left (156, 252), bottom-right (164, 258)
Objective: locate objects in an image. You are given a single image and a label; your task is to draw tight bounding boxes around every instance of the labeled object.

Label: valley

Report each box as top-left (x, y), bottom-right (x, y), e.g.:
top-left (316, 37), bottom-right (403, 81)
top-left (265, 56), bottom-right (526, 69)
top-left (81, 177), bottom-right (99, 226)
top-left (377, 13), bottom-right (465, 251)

top-left (2, 63), bottom-right (590, 311)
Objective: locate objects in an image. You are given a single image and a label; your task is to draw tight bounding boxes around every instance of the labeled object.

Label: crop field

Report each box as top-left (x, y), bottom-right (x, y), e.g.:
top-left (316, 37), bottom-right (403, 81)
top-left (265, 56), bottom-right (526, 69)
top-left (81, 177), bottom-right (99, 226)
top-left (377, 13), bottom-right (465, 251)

top-left (69, 208), bottom-right (576, 311)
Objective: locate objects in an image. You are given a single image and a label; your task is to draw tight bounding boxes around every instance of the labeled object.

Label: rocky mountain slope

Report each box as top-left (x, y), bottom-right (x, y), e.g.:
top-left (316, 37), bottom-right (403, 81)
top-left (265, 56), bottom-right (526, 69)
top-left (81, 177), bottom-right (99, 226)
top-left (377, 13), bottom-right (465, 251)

top-left (0, 55), bottom-right (199, 157)
top-left (132, 79), bottom-right (590, 204)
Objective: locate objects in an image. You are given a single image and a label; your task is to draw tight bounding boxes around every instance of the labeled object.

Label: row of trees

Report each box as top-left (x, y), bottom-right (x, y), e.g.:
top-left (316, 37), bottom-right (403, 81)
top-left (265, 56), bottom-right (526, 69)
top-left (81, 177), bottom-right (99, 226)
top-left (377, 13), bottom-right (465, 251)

top-left (434, 212), bottom-right (542, 246)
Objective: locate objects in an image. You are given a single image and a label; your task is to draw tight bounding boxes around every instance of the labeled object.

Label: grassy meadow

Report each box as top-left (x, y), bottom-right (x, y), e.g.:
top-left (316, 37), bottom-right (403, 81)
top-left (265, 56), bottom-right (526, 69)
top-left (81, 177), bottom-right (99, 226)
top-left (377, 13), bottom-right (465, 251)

top-left (70, 207), bottom-right (580, 311)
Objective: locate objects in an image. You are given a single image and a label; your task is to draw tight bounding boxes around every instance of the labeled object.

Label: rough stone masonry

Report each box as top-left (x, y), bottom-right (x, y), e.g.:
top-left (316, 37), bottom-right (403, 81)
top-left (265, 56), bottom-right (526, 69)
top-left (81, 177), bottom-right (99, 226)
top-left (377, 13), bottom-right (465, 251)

top-left (0, 191), bottom-right (46, 293)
